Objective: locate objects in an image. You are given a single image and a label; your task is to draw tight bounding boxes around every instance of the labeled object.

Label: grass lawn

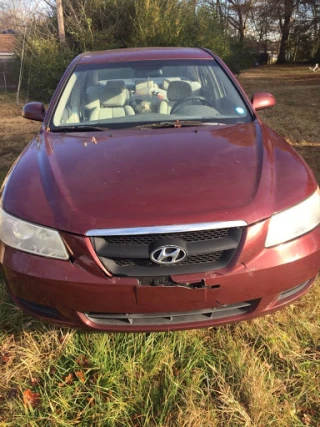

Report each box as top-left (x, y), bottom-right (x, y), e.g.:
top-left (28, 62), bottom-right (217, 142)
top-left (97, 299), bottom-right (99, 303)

top-left (0, 66), bottom-right (320, 426)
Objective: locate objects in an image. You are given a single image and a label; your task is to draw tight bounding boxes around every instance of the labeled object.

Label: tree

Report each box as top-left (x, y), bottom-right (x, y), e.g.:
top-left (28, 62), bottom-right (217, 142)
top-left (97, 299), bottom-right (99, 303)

top-left (225, 0), bottom-right (255, 42)
top-left (0, 0), bottom-right (45, 33)
top-left (56, 0), bottom-right (65, 43)
top-left (276, 0), bottom-right (299, 63)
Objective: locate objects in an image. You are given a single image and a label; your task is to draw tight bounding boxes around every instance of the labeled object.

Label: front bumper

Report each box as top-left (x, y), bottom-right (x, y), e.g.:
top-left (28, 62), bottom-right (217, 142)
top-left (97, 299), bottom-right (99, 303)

top-left (1, 220), bottom-right (320, 332)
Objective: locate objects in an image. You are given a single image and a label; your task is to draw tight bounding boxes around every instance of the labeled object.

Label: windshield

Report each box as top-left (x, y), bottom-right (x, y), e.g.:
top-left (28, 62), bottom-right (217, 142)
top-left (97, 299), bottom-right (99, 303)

top-left (51, 59), bottom-right (251, 129)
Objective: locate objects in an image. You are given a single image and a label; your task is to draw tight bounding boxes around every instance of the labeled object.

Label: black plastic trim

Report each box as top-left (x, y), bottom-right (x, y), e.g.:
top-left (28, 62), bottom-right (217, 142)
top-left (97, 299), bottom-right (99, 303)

top-left (91, 227), bottom-right (243, 277)
top-left (17, 298), bottom-right (62, 320)
top-left (277, 280), bottom-right (309, 301)
top-left (85, 300), bottom-right (257, 326)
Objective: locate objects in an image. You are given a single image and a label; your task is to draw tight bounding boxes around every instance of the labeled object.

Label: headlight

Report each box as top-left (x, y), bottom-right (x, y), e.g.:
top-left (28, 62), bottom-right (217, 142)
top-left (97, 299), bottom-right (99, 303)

top-left (0, 208), bottom-right (69, 260)
top-left (266, 189), bottom-right (320, 247)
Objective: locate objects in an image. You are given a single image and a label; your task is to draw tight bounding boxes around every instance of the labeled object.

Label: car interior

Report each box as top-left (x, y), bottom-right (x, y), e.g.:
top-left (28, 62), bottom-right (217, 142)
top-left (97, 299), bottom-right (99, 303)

top-left (52, 62), bottom-right (250, 127)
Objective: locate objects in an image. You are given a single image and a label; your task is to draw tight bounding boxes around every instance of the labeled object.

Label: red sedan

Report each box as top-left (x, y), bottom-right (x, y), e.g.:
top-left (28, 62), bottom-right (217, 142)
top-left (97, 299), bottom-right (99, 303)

top-left (0, 47), bottom-right (319, 331)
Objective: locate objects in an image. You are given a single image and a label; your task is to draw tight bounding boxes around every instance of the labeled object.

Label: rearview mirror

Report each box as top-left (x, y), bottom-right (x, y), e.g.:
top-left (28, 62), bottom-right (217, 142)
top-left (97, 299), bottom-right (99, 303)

top-left (251, 92), bottom-right (276, 111)
top-left (22, 102), bottom-right (46, 122)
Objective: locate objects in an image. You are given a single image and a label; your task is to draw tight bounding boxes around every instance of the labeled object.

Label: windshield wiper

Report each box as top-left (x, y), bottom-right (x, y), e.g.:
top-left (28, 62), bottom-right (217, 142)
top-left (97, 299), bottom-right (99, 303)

top-left (136, 120), bottom-right (223, 129)
top-left (50, 125), bottom-right (108, 133)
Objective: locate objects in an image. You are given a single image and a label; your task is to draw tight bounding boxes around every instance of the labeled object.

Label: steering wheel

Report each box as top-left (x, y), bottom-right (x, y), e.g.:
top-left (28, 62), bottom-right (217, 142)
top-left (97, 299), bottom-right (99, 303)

top-left (170, 96), bottom-right (213, 114)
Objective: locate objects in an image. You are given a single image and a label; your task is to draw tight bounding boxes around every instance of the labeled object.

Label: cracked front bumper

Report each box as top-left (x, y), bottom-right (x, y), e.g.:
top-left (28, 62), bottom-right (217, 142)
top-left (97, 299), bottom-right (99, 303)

top-left (1, 220), bottom-right (320, 332)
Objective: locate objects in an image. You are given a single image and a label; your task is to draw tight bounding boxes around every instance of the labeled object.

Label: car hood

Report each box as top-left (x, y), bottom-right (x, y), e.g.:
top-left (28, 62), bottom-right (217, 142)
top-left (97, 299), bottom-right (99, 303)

top-left (3, 121), bottom-right (317, 234)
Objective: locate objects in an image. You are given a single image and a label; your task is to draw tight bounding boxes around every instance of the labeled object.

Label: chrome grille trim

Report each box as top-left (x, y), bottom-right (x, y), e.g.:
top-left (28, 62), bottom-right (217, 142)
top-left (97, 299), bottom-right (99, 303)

top-left (86, 220), bottom-right (247, 237)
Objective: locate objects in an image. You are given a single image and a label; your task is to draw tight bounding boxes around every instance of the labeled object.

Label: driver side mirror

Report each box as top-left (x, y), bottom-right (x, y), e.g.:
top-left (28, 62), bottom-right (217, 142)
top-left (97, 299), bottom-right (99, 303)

top-left (251, 92), bottom-right (276, 111)
top-left (22, 102), bottom-right (46, 122)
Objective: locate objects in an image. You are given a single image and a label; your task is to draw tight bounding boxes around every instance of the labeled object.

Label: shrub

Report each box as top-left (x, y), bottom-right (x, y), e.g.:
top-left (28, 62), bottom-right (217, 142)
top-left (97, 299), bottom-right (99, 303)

top-left (15, 35), bottom-right (75, 102)
top-left (14, 0), bottom-right (251, 99)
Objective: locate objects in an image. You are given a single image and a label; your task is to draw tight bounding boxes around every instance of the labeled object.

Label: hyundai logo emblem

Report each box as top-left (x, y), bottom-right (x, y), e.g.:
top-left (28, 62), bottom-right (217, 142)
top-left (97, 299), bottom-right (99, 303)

top-left (150, 245), bottom-right (187, 265)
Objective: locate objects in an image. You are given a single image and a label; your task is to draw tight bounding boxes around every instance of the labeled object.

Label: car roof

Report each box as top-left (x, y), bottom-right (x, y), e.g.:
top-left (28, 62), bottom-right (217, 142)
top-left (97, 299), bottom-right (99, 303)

top-left (78, 47), bottom-right (213, 64)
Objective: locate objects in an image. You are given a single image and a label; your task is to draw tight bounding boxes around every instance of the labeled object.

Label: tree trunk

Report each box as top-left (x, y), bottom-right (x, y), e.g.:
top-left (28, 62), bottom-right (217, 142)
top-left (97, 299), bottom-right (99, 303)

top-left (277, 17), bottom-right (290, 63)
top-left (56, 0), bottom-right (66, 44)
top-left (237, 7), bottom-right (245, 42)
top-left (226, 0), bottom-right (249, 43)
top-left (277, 0), bottom-right (294, 64)
top-left (216, 0), bottom-right (225, 26)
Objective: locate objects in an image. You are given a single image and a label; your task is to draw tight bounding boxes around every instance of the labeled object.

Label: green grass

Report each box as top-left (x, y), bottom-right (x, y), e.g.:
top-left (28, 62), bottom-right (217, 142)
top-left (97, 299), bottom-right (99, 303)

top-left (1, 299), bottom-right (320, 426)
top-left (1, 66), bottom-right (320, 426)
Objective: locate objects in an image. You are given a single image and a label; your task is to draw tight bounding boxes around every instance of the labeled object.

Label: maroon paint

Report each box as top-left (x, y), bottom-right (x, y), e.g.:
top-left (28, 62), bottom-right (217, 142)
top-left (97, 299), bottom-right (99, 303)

top-left (3, 123), bottom-right (317, 234)
top-left (22, 102), bottom-right (46, 122)
top-left (252, 93), bottom-right (277, 111)
top-left (0, 47), bottom-right (319, 331)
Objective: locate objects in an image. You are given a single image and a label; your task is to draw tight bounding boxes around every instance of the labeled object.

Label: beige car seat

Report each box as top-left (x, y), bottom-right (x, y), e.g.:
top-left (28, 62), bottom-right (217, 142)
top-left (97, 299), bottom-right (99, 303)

top-left (159, 80), bottom-right (192, 114)
top-left (88, 81), bottom-right (135, 120)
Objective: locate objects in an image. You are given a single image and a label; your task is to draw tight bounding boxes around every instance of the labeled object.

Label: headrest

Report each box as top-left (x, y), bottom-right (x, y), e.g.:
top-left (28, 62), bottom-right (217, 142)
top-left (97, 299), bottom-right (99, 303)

top-left (100, 86), bottom-right (126, 107)
top-left (87, 70), bottom-right (99, 86)
top-left (188, 81), bottom-right (202, 93)
top-left (106, 80), bottom-right (126, 90)
top-left (167, 81), bottom-right (192, 101)
top-left (135, 81), bottom-right (157, 92)
top-left (162, 77), bottom-right (181, 91)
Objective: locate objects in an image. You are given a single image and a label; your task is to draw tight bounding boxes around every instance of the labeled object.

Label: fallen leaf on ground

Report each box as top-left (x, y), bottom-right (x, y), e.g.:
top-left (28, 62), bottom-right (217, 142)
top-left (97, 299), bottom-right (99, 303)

top-left (23, 389), bottom-right (40, 408)
top-left (75, 371), bottom-right (86, 383)
top-left (75, 355), bottom-right (90, 368)
top-left (50, 367), bottom-right (56, 375)
top-left (65, 373), bottom-right (73, 384)
top-left (58, 373), bottom-right (74, 387)
top-left (87, 396), bottom-right (95, 407)
top-left (1, 353), bottom-right (11, 364)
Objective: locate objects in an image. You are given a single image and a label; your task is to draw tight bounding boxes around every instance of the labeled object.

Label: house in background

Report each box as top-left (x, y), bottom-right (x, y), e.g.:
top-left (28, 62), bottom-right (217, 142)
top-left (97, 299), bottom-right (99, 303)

top-left (0, 32), bottom-right (17, 90)
top-left (245, 38), bottom-right (279, 66)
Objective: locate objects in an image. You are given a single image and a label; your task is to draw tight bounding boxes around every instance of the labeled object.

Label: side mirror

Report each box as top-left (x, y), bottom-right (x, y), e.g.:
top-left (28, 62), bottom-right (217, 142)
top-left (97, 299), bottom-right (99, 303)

top-left (22, 102), bottom-right (46, 122)
top-left (251, 92), bottom-right (276, 111)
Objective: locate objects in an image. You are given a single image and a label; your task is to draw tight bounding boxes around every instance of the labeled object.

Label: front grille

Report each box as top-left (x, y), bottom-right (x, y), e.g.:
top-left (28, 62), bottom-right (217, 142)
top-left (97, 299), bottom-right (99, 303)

top-left (90, 225), bottom-right (244, 277)
top-left (106, 229), bottom-right (229, 245)
top-left (84, 300), bottom-right (256, 326)
top-left (112, 251), bottom-right (223, 267)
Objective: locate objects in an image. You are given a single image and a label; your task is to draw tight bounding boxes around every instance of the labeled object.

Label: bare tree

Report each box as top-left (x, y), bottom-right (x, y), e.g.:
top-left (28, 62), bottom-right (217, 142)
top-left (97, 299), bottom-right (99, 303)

top-left (56, 0), bottom-right (65, 43)
top-left (0, 0), bottom-right (44, 32)
top-left (276, 0), bottom-right (300, 63)
top-left (226, 0), bottom-right (255, 42)
top-left (308, 0), bottom-right (320, 60)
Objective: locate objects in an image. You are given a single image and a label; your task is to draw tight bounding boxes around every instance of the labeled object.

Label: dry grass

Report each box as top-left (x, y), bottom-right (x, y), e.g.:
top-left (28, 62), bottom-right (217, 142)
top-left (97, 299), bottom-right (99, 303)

top-left (0, 66), bottom-right (320, 426)
top-left (0, 93), bottom-right (40, 183)
top-left (239, 64), bottom-right (320, 182)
